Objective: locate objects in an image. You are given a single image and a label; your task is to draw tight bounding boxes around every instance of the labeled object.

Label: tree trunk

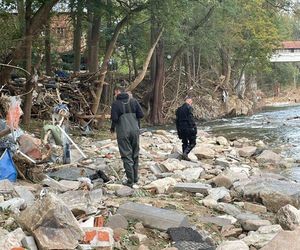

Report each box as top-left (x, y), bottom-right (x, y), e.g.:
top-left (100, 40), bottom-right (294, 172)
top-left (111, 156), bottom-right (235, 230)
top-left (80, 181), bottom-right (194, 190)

top-left (45, 19), bottom-right (51, 75)
top-left (90, 4), bottom-right (147, 114)
top-left (88, 15), bottom-right (101, 73)
top-left (127, 28), bottom-right (163, 92)
top-left (150, 38), bottom-right (165, 125)
top-left (73, 0), bottom-right (84, 72)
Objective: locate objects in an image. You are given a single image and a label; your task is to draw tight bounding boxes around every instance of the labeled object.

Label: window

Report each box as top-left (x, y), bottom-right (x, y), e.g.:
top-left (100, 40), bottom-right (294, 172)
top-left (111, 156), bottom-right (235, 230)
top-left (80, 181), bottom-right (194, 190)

top-left (56, 27), bottom-right (65, 38)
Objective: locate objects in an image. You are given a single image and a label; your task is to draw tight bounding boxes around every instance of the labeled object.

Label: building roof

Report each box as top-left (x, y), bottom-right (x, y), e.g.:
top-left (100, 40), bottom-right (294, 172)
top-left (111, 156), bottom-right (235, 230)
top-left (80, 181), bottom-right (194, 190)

top-left (282, 41), bottom-right (300, 49)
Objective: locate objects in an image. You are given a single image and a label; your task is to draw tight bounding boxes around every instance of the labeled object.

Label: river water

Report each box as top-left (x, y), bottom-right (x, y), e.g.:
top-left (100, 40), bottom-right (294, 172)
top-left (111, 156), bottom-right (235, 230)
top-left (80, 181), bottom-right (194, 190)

top-left (201, 104), bottom-right (300, 181)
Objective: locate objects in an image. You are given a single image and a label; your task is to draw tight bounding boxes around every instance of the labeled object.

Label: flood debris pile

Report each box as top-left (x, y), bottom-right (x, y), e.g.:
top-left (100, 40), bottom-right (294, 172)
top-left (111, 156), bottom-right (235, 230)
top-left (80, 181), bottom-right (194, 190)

top-left (1, 127), bottom-right (300, 250)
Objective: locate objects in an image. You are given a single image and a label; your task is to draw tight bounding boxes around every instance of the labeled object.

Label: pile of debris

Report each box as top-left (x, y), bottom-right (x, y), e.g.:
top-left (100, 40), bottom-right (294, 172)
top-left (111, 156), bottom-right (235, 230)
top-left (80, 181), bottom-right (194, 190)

top-left (1, 126), bottom-right (300, 249)
top-left (6, 72), bottom-right (110, 123)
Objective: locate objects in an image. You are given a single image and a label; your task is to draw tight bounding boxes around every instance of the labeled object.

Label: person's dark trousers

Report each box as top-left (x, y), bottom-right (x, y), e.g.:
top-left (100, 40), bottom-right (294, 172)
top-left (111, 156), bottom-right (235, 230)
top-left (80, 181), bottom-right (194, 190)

top-left (117, 132), bottom-right (140, 185)
top-left (181, 133), bottom-right (196, 155)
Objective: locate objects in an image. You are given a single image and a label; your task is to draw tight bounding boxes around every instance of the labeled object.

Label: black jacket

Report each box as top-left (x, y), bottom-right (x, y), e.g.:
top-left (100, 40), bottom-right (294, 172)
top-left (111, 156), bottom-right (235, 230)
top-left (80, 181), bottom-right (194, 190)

top-left (111, 92), bottom-right (144, 132)
top-left (176, 103), bottom-right (197, 138)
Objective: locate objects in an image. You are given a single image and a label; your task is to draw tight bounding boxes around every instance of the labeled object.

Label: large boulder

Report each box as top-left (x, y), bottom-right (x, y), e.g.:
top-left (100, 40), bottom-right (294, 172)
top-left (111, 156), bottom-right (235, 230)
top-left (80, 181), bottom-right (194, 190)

top-left (17, 193), bottom-right (84, 250)
top-left (276, 204), bottom-right (300, 230)
top-left (261, 227), bottom-right (300, 250)
top-left (256, 150), bottom-right (281, 165)
top-left (235, 177), bottom-right (300, 212)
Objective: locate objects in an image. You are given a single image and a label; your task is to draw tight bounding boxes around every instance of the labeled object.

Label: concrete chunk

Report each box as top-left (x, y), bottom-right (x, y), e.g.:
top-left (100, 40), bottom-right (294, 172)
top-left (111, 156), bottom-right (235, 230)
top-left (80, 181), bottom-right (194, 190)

top-left (174, 183), bottom-right (212, 194)
top-left (117, 202), bottom-right (190, 231)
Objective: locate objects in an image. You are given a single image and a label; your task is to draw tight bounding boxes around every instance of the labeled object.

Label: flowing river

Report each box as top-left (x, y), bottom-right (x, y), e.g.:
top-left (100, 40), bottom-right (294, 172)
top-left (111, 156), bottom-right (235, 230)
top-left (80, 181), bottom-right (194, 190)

top-left (201, 104), bottom-right (300, 182)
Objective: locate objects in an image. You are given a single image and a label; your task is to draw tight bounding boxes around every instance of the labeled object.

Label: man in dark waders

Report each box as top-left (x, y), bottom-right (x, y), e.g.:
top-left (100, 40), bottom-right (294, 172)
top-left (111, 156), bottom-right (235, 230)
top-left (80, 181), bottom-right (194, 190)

top-left (110, 87), bottom-right (144, 188)
top-left (176, 96), bottom-right (197, 161)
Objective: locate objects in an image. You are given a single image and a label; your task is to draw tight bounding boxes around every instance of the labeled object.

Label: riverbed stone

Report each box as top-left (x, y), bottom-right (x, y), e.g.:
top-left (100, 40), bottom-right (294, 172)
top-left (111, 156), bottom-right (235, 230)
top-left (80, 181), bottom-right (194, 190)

top-left (215, 203), bottom-right (241, 216)
top-left (242, 225), bottom-right (282, 248)
top-left (241, 220), bottom-right (272, 231)
top-left (116, 186), bottom-right (134, 197)
top-left (194, 146), bottom-right (215, 159)
top-left (161, 159), bottom-right (187, 171)
top-left (181, 167), bottom-right (203, 181)
top-left (0, 228), bottom-right (26, 250)
top-left (276, 204), bottom-right (300, 230)
top-left (206, 187), bottom-right (231, 202)
top-left (256, 150), bottom-right (281, 165)
top-left (117, 202), bottom-right (190, 230)
top-left (211, 175), bottom-right (233, 189)
top-left (199, 216), bottom-right (233, 227)
top-left (59, 189), bottom-right (103, 214)
top-left (244, 202), bottom-right (267, 214)
top-left (216, 136), bottom-right (229, 146)
top-left (216, 240), bottom-right (249, 250)
top-left (105, 214), bottom-right (128, 230)
top-left (14, 186), bottom-right (35, 206)
top-left (215, 158), bottom-right (231, 168)
top-left (143, 177), bottom-right (177, 194)
top-left (17, 193), bottom-right (84, 250)
top-left (261, 227), bottom-right (300, 250)
top-left (238, 146), bottom-right (257, 158)
top-left (174, 183), bottom-right (212, 194)
top-left (238, 177), bottom-right (300, 212)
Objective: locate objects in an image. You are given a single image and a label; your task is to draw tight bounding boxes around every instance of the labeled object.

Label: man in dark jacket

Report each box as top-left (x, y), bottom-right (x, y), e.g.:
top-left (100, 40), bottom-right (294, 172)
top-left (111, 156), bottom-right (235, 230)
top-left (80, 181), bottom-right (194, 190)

top-left (176, 96), bottom-right (197, 161)
top-left (111, 87), bottom-right (144, 187)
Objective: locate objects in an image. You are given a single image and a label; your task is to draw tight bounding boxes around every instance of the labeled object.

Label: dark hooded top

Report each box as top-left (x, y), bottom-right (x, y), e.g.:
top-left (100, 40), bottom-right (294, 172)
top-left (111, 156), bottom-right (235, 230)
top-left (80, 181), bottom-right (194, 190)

top-left (110, 92), bottom-right (144, 133)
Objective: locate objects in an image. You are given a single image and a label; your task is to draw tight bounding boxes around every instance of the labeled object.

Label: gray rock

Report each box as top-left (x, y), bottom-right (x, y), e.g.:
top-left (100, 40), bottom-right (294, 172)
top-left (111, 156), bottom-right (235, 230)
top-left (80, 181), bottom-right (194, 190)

top-left (237, 177), bottom-right (300, 212)
top-left (118, 202), bottom-right (190, 231)
top-left (105, 214), bottom-right (128, 229)
top-left (236, 213), bottom-right (261, 222)
top-left (276, 204), bottom-right (300, 230)
top-left (211, 175), bottom-right (233, 189)
top-left (21, 236), bottom-right (38, 250)
top-left (181, 168), bottom-right (203, 181)
top-left (194, 146), bottom-right (215, 159)
top-left (216, 136), bottom-right (229, 146)
top-left (59, 189), bottom-right (103, 214)
top-left (47, 167), bottom-right (96, 181)
top-left (238, 146), bottom-right (257, 158)
top-left (14, 186), bottom-right (35, 206)
top-left (217, 240), bottom-right (249, 250)
top-left (206, 187), bottom-right (231, 202)
top-left (17, 193), bottom-right (84, 249)
top-left (42, 176), bottom-right (72, 192)
top-left (261, 227), bottom-right (300, 250)
top-left (199, 216), bottom-right (233, 227)
top-left (244, 202), bottom-right (267, 214)
top-left (0, 228), bottom-right (26, 250)
top-left (242, 225), bottom-right (282, 248)
top-left (174, 183), bottom-right (212, 195)
top-left (215, 158), bottom-right (231, 168)
top-left (116, 186), bottom-right (134, 197)
top-left (256, 150), bottom-right (281, 165)
top-left (241, 220), bottom-right (272, 231)
top-left (216, 203), bottom-right (241, 216)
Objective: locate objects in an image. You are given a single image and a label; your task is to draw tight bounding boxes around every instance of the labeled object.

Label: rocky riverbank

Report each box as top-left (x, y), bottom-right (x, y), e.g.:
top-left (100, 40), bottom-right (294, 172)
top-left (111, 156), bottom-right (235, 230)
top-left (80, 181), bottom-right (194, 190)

top-left (1, 128), bottom-right (300, 250)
